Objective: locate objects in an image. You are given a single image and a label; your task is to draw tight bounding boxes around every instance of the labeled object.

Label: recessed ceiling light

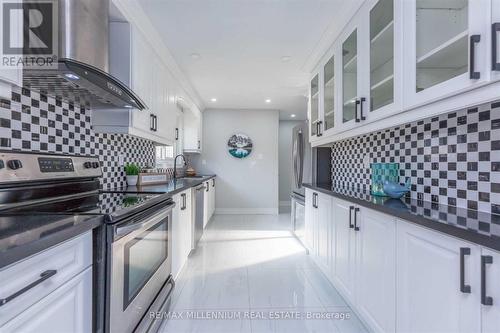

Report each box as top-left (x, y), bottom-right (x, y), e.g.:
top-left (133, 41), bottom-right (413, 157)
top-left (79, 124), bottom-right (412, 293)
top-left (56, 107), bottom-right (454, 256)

top-left (281, 56), bottom-right (291, 62)
top-left (210, 98), bottom-right (217, 102)
top-left (190, 53), bottom-right (201, 60)
top-left (124, 105), bottom-right (133, 108)
top-left (265, 99), bottom-right (271, 103)
top-left (290, 114), bottom-right (296, 118)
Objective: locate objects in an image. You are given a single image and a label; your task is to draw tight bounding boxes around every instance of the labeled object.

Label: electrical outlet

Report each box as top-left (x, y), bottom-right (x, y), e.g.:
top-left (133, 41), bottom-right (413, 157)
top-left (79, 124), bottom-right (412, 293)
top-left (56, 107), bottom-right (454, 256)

top-left (118, 155), bottom-right (124, 166)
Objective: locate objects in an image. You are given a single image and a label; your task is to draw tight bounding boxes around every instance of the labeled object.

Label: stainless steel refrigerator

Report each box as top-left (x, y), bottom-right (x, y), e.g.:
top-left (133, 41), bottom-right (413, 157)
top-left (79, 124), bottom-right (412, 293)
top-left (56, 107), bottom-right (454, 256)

top-left (290, 121), bottom-right (312, 246)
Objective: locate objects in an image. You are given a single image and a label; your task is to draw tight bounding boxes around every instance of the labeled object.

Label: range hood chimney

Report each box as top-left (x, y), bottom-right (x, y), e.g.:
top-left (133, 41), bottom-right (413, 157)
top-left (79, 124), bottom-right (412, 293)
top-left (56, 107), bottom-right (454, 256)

top-left (22, 0), bottom-right (146, 110)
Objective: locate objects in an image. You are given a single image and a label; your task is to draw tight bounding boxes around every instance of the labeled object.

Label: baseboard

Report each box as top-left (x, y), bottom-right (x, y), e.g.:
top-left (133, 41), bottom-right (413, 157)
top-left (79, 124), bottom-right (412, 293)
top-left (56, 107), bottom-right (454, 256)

top-left (279, 201), bottom-right (291, 207)
top-left (215, 208), bottom-right (279, 215)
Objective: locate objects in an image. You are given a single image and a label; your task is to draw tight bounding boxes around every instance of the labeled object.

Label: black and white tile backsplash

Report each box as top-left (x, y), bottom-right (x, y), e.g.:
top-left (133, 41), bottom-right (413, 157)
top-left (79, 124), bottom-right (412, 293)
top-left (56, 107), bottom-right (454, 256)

top-left (0, 86), bottom-right (156, 188)
top-left (331, 100), bottom-right (500, 215)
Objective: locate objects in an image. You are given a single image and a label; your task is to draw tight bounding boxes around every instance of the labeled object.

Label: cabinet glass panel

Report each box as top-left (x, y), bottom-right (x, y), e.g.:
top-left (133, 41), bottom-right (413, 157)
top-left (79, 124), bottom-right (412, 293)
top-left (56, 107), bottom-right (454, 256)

top-left (343, 30), bottom-right (357, 123)
top-left (323, 55), bottom-right (335, 131)
top-left (310, 74), bottom-right (319, 135)
top-left (370, 0), bottom-right (394, 111)
top-left (416, 0), bottom-right (468, 92)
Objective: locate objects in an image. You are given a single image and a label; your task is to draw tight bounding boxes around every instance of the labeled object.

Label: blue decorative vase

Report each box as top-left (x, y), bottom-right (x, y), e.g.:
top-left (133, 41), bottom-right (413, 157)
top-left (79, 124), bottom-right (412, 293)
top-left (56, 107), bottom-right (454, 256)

top-left (371, 163), bottom-right (399, 196)
top-left (383, 178), bottom-right (412, 199)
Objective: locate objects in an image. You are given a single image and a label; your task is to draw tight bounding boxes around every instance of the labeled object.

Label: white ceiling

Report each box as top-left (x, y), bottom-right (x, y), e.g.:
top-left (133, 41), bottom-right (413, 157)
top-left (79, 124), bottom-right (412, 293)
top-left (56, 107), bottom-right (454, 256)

top-left (139, 0), bottom-right (361, 120)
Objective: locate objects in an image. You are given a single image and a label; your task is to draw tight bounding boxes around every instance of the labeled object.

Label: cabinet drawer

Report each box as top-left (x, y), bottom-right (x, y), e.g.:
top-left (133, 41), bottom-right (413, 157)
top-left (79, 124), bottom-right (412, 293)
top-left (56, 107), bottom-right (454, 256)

top-left (0, 232), bottom-right (92, 325)
top-left (1, 267), bottom-right (92, 333)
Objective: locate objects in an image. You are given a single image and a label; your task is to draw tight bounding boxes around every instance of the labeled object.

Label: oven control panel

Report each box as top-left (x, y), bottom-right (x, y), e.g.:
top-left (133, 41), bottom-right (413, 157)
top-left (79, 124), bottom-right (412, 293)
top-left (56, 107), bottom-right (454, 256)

top-left (38, 157), bottom-right (75, 173)
top-left (0, 152), bottom-right (102, 183)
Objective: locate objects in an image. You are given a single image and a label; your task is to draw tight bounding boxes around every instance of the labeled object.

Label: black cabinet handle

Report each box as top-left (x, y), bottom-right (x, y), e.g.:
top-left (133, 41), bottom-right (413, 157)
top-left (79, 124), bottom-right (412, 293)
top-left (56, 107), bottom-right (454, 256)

top-left (181, 193), bottom-right (186, 210)
top-left (154, 115), bottom-right (158, 131)
top-left (317, 121), bottom-right (323, 137)
top-left (212, 179), bottom-right (215, 187)
top-left (359, 97), bottom-right (366, 121)
top-left (150, 114), bottom-right (155, 131)
top-left (460, 247), bottom-right (471, 293)
top-left (481, 255), bottom-right (493, 306)
top-left (355, 99), bottom-right (360, 122)
top-left (175, 128), bottom-right (179, 140)
top-left (470, 34), bottom-right (481, 79)
top-left (348, 206), bottom-right (355, 228)
top-left (312, 193), bottom-right (318, 208)
top-left (0, 269), bottom-right (57, 307)
top-left (354, 207), bottom-right (360, 231)
top-left (493, 23), bottom-right (500, 71)
top-left (206, 182), bottom-right (209, 192)
top-left (198, 140), bottom-right (201, 150)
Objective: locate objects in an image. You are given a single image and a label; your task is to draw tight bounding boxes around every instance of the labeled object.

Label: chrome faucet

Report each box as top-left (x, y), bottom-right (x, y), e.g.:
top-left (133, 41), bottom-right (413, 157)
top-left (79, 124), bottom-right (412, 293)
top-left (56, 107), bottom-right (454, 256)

top-left (173, 154), bottom-right (187, 179)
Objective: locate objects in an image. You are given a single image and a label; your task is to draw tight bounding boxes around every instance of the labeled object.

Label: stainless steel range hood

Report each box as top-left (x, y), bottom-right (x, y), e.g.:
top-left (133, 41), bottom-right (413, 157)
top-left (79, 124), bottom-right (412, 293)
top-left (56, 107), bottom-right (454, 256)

top-left (22, 0), bottom-right (146, 110)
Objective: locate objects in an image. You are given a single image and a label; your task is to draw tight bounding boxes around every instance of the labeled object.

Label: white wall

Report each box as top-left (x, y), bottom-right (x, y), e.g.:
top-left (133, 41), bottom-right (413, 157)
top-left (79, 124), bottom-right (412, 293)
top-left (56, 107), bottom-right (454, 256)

top-left (194, 109), bottom-right (280, 215)
top-left (278, 120), bottom-right (302, 209)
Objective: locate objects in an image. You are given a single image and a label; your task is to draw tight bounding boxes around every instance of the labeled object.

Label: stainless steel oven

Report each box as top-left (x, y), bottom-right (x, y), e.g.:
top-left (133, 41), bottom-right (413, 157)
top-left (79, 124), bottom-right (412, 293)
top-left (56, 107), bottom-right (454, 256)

top-left (108, 202), bottom-right (175, 333)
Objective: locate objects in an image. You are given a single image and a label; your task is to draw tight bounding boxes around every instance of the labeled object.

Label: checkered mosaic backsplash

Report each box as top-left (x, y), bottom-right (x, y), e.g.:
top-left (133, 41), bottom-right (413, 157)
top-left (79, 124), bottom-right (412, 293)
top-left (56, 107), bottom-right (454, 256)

top-left (0, 86), bottom-right (156, 189)
top-left (331, 100), bottom-right (500, 215)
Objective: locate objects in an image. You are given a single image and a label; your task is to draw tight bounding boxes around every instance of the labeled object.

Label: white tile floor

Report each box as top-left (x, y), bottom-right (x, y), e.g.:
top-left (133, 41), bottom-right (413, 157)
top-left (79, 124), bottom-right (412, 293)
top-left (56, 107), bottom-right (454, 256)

top-left (159, 214), bottom-right (369, 333)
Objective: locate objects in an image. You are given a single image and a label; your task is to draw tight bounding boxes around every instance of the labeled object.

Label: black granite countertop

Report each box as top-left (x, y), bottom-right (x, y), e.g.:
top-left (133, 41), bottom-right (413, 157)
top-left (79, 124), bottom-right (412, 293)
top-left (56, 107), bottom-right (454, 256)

top-left (121, 175), bottom-right (216, 196)
top-left (302, 183), bottom-right (500, 251)
top-left (0, 213), bottom-right (103, 269)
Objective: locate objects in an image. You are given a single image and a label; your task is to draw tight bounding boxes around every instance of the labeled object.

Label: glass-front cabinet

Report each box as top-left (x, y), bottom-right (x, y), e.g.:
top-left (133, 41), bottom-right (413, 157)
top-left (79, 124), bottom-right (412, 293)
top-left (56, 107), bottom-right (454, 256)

top-left (309, 74), bottom-right (320, 138)
top-left (342, 29), bottom-right (358, 125)
top-left (402, 0), bottom-right (489, 108)
top-left (369, 0), bottom-right (395, 112)
top-left (323, 55), bottom-right (336, 133)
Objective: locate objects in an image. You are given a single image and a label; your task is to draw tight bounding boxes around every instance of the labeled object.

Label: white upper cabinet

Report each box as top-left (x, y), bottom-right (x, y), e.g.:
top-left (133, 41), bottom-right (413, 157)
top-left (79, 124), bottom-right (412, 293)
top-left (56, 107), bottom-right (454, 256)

top-left (338, 18), bottom-right (362, 133)
top-left (323, 54), bottom-right (337, 135)
top-left (183, 106), bottom-right (203, 153)
top-left (309, 74), bottom-right (320, 140)
top-left (308, 0), bottom-right (499, 144)
top-left (364, 0), bottom-right (402, 122)
top-left (402, 0), bottom-right (490, 109)
top-left (491, 0), bottom-right (500, 82)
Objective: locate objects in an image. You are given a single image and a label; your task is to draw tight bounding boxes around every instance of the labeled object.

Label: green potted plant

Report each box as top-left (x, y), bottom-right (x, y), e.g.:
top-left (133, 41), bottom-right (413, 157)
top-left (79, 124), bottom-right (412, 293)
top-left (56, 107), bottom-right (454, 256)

top-left (124, 163), bottom-right (141, 186)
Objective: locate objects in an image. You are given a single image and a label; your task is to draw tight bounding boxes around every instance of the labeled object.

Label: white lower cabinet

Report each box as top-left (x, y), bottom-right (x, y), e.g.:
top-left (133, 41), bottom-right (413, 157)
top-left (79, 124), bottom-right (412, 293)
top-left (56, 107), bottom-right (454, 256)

top-left (209, 178), bottom-right (216, 219)
top-left (396, 221), bottom-right (481, 333)
top-left (172, 189), bottom-right (193, 278)
top-left (481, 248), bottom-right (500, 333)
top-left (356, 209), bottom-right (396, 333)
top-left (332, 198), bottom-right (357, 302)
top-left (1, 267), bottom-right (92, 333)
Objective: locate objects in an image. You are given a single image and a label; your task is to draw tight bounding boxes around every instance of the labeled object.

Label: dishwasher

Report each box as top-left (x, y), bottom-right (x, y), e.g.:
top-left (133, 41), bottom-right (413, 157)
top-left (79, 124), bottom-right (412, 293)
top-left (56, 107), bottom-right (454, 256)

top-left (193, 184), bottom-right (206, 247)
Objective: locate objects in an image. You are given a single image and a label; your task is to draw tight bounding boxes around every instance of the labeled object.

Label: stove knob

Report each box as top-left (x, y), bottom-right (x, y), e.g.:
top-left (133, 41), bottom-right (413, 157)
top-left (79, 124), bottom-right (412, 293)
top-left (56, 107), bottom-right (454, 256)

top-left (7, 159), bottom-right (22, 170)
top-left (92, 162), bottom-right (100, 169)
top-left (84, 161), bottom-right (92, 169)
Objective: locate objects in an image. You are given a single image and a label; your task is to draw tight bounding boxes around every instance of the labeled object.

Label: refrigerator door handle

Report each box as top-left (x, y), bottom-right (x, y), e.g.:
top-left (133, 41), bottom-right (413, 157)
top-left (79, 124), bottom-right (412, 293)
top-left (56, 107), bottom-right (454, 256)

top-left (297, 130), bottom-right (304, 188)
top-left (292, 132), bottom-right (299, 188)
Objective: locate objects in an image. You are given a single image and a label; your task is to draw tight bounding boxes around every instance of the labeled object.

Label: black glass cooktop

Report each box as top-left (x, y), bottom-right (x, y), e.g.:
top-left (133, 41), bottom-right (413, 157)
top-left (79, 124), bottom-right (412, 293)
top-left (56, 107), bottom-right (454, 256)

top-left (4, 191), bottom-right (169, 222)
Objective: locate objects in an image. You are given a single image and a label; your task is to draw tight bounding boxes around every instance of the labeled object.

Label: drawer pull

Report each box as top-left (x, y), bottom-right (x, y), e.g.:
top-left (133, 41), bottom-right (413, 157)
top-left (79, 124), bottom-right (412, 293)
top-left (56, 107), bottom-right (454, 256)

top-left (0, 269), bottom-right (57, 307)
top-left (354, 207), bottom-right (360, 231)
top-left (349, 206), bottom-right (355, 228)
top-left (481, 255), bottom-right (493, 306)
top-left (459, 247), bottom-right (471, 293)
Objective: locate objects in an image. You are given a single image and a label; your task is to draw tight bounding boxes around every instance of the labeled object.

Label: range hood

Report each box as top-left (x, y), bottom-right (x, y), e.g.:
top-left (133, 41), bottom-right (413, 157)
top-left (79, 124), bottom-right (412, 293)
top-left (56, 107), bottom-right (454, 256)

top-left (22, 0), bottom-right (146, 110)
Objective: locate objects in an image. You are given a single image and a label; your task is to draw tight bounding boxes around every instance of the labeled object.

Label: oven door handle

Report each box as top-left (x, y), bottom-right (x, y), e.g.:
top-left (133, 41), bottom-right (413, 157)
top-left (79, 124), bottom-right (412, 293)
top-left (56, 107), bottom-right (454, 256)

top-left (115, 204), bottom-right (175, 239)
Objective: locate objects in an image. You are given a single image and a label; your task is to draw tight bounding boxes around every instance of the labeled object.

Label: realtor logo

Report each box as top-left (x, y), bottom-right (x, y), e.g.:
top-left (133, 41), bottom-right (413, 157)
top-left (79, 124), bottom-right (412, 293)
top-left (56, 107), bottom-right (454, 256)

top-left (1, 0), bottom-right (58, 68)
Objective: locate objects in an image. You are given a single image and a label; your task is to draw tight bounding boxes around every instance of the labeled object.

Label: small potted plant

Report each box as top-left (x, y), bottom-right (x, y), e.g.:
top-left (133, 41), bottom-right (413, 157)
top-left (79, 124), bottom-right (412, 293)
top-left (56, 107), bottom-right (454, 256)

top-left (124, 163), bottom-right (141, 186)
